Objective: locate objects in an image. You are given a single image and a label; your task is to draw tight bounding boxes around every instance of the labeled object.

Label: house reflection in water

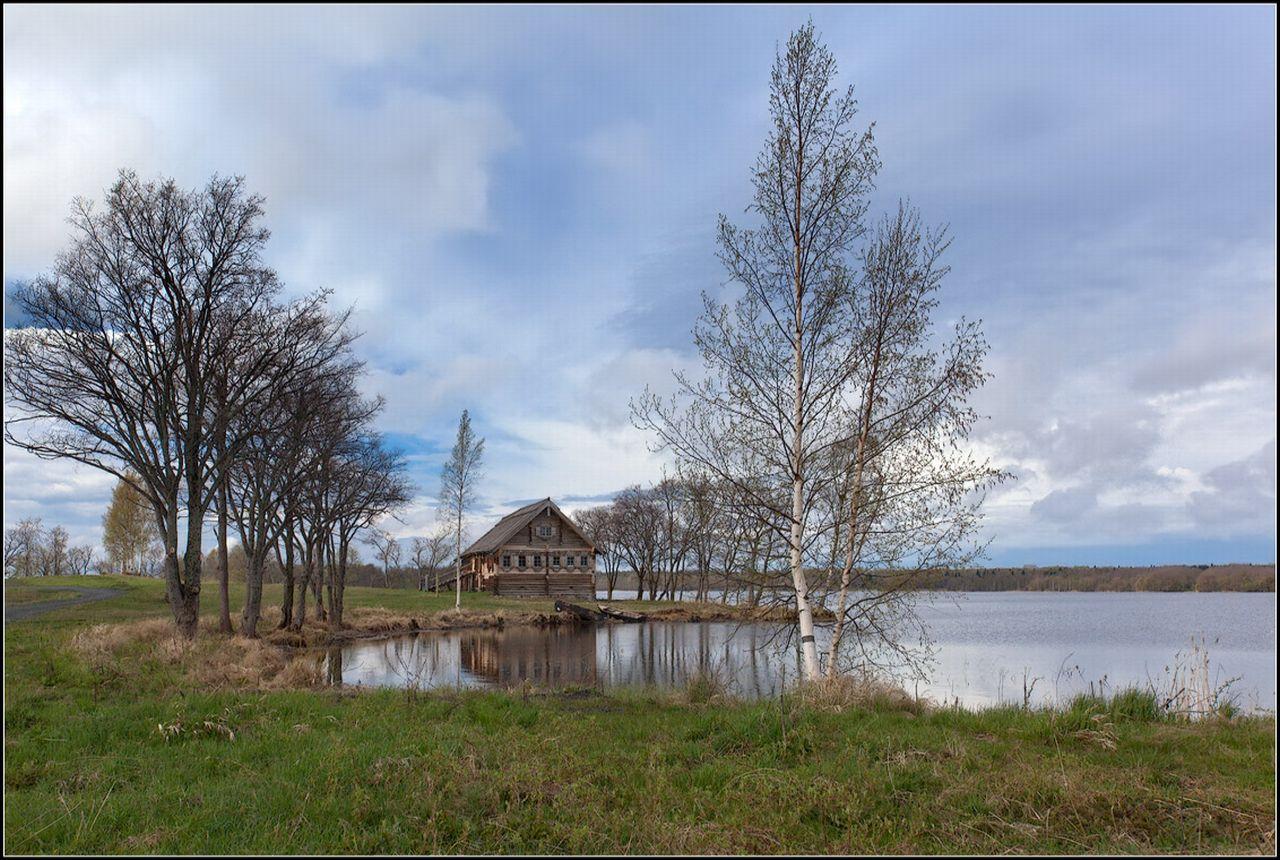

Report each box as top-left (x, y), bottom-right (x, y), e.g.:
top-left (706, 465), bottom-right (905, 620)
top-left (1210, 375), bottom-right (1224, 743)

top-left (320, 621), bottom-right (801, 696)
top-left (459, 626), bottom-right (598, 687)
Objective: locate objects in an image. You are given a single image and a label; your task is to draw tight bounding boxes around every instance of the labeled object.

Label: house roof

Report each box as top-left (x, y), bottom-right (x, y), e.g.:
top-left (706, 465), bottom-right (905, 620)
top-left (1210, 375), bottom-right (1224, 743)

top-left (461, 497), bottom-right (594, 557)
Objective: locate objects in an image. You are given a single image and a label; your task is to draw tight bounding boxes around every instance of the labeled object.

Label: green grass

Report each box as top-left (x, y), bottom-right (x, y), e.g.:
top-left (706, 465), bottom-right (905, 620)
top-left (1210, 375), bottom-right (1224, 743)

top-left (4, 576), bottom-right (1275, 854)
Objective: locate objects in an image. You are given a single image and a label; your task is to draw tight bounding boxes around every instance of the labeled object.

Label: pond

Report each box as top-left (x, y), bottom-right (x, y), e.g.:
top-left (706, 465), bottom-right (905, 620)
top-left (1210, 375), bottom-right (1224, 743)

top-left (317, 591), bottom-right (1276, 711)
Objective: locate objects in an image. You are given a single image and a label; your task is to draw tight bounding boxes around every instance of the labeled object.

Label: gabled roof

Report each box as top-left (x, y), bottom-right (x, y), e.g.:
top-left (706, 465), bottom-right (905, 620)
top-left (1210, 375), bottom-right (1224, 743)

top-left (461, 497), bottom-right (594, 557)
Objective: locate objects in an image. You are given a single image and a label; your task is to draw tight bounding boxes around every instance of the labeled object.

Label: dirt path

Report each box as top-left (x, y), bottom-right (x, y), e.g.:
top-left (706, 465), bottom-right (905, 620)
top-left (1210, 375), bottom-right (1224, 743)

top-left (4, 586), bottom-right (122, 622)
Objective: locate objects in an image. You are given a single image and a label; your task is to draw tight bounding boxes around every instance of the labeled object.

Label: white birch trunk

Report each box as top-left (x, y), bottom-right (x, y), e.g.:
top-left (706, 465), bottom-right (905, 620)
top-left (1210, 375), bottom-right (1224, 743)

top-left (455, 509), bottom-right (463, 609)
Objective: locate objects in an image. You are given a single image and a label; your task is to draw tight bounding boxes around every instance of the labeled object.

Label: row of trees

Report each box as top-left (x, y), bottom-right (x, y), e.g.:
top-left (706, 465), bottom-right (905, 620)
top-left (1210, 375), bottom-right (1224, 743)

top-left (366, 527), bottom-right (454, 591)
top-left (194, 536), bottom-right (458, 591)
top-left (4, 171), bottom-right (411, 638)
top-left (3, 518), bottom-right (97, 578)
top-left (630, 23), bottom-right (1006, 680)
top-left (576, 476), bottom-right (778, 604)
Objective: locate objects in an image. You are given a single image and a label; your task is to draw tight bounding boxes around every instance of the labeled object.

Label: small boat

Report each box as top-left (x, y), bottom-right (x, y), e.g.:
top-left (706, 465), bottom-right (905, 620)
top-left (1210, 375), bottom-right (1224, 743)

top-left (554, 600), bottom-right (608, 623)
top-left (596, 604), bottom-right (646, 623)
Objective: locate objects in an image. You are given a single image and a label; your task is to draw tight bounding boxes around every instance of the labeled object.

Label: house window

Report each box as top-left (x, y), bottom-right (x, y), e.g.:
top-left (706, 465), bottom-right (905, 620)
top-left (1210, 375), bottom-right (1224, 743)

top-left (552, 554), bottom-right (561, 567)
top-left (566, 555), bottom-right (575, 567)
top-left (580, 555), bottom-right (589, 567)
top-left (533, 555), bottom-right (542, 568)
top-left (502, 555), bottom-right (511, 568)
top-left (538, 525), bottom-right (553, 538)
top-left (517, 555), bottom-right (526, 568)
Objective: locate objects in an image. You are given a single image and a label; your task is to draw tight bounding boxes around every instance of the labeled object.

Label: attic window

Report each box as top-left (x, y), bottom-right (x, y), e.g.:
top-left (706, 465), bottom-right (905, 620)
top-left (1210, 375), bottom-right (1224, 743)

top-left (538, 525), bottom-right (553, 538)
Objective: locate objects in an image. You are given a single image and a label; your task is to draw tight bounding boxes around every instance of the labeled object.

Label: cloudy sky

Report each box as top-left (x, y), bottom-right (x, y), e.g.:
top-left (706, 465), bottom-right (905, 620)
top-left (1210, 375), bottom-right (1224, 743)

top-left (3, 5), bottom-right (1275, 566)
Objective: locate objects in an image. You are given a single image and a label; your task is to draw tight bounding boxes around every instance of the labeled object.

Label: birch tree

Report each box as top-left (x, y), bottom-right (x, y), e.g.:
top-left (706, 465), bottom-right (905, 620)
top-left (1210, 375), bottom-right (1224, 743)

top-left (634, 22), bottom-right (878, 678)
top-left (823, 205), bottom-right (1007, 677)
top-left (102, 473), bottom-right (160, 576)
top-left (439, 409), bottom-right (484, 609)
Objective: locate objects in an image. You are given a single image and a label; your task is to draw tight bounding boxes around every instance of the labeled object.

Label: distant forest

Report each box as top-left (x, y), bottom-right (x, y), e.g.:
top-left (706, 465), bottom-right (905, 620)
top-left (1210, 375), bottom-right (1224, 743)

top-left (884, 563), bottom-right (1275, 593)
top-left (605, 564), bottom-right (1276, 595)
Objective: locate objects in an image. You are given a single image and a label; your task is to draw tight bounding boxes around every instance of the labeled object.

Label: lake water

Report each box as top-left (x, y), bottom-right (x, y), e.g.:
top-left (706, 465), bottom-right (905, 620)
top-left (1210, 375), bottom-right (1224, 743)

top-left (321, 592), bottom-right (1276, 711)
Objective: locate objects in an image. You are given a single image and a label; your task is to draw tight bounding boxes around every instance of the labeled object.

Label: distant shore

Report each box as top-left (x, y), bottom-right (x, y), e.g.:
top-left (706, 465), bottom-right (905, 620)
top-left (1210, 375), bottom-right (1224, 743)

top-left (604, 563), bottom-right (1276, 595)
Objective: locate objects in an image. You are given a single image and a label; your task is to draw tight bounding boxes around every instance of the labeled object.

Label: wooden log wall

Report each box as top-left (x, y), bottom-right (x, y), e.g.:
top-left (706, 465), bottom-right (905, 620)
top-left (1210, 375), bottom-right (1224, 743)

top-left (492, 572), bottom-right (595, 599)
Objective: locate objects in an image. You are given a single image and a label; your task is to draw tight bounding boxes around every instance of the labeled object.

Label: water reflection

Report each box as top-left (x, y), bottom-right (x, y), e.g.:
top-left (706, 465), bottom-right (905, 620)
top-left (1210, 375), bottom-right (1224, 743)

top-left (461, 625), bottom-right (597, 686)
top-left (327, 621), bottom-right (803, 698)
top-left (320, 593), bottom-right (1276, 710)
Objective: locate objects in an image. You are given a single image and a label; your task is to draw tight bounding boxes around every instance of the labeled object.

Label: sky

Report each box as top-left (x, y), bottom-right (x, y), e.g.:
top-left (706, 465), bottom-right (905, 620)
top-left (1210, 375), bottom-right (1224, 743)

top-left (3, 5), bottom-right (1276, 567)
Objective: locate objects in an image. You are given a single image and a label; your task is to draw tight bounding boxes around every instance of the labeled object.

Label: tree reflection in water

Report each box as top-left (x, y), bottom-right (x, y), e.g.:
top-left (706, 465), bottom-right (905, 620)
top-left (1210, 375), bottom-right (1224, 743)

top-left (322, 621), bottom-right (797, 697)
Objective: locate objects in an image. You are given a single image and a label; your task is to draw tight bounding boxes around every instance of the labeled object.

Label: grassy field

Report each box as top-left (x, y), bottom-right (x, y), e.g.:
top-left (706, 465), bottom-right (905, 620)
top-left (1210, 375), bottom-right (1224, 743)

top-left (4, 576), bottom-right (1275, 854)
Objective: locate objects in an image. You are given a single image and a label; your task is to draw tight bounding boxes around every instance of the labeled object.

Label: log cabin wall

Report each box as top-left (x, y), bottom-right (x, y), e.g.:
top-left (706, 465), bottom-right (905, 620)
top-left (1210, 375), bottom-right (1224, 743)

top-left (459, 498), bottom-right (597, 596)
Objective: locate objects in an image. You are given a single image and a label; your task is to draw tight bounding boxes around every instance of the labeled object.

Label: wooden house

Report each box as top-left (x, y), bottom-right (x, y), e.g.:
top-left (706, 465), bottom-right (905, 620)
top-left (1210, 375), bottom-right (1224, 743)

top-left (459, 498), bottom-right (596, 598)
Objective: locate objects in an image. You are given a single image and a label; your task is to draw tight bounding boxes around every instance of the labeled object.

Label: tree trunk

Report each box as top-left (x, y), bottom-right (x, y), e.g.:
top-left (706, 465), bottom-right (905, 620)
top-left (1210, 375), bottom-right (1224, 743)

top-left (174, 508), bottom-right (204, 640)
top-left (241, 548), bottom-right (265, 638)
top-left (454, 510), bottom-right (463, 609)
top-left (291, 545), bottom-right (310, 632)
top-left (311, 567), bottom-right (327, 622)
top-left (329, 537), bottom-right (347, 632)
top-left (277, 538), bottom-right (294, 629)
top-left (163, 546), bottom-right (199, 637)
top-left (216, 478), bottom-right (233, 634)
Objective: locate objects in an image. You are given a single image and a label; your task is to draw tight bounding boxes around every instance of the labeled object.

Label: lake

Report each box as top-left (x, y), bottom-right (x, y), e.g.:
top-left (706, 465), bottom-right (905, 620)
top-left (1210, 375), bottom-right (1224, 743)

top-left (321, 591), bottom-right (1276, 711)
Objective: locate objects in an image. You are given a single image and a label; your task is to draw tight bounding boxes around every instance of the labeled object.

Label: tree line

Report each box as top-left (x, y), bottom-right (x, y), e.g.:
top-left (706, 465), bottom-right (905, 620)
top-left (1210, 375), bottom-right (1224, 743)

top-left (4, 172), bottom-right (412, 638)
top-left (3, 518), bottom-right (96, 578)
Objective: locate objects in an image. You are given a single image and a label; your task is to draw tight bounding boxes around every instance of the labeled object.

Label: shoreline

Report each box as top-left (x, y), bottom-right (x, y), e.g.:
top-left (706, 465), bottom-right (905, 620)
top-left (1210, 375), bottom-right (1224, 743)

top-left (265, 600), bottom-right (827, 649)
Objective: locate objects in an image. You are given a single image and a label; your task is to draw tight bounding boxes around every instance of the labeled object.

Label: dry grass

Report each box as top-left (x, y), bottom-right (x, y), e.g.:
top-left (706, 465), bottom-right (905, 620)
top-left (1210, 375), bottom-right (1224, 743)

top-left (65, 602), bottom-right (578, 691)
top-left (796, 673), bottom-right (927, 715)
top-left (71, 615), bottom-right (323, 690)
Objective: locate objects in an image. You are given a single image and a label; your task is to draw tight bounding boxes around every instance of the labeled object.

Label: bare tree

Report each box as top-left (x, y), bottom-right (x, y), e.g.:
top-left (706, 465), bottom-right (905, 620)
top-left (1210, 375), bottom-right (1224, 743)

top-left (682, 472), bottom-right (726, 602)
top-left (4, 518), bottom-right (45, 578)
top-left (43, 526), bottom-right (70, 577)
top-left (367, 528), bottom-right (401, 588)
top-left (613, 485), bottom-right (663, 601)
top-left (575, 505), bottom-right (623, 600)
top-left (284, 376), bottom-right (383, 632)
top-left (439, 409), bottom-right (484, 609)
top-left (67, 545), bottom-right (95, 576)
top-left (323, 435), bottom-right (410, 628)
top-left (4, 171), bottom-right (304, 638)
top-left (652, 476), bottom-right (693, 600)
top-left (634, 23), bottom-right (880, 677)
top-left (411, 530), bottom-right (452, 592)
top-left (823, 205), bottom-right (1006, 677)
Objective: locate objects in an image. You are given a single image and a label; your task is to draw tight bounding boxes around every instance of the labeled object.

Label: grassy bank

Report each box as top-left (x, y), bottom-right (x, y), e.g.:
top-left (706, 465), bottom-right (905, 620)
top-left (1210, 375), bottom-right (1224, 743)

top-left (4, 577), bottom-right (1275, 854)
